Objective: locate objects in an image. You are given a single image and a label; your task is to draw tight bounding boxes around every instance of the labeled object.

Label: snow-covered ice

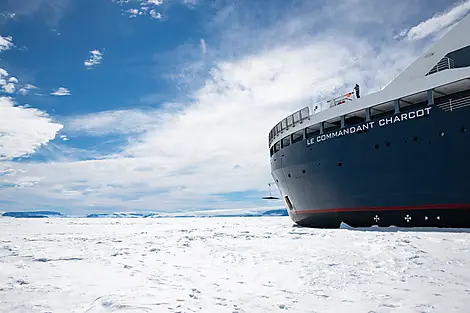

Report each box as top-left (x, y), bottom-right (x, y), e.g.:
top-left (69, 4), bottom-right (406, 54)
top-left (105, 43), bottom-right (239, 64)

top-left (1, 217), bottom-right (470, 312)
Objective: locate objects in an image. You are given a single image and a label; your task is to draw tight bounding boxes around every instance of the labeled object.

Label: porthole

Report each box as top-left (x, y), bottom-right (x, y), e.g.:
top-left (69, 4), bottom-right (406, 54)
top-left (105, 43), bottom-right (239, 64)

top-left (302, 170), bottom-right (306, 174)
top-left (288, 174), bottom-right (291, 178)
top-left (413, 136), bottom-right (418, 142)
top-left (338, 162), bottom-right (343, 167)
top-left (375, 144), bottom-right (379, 149)
top-left (317, 162), bottom-right (321, 166)
top-left (439, 131), bottom-right (445, 137)
top-left (462, 127), bottom-right (467, 133)
top-left (386, 142), bottom-right (390, 147)
top-left (405, 140), bottom-right (408, 143)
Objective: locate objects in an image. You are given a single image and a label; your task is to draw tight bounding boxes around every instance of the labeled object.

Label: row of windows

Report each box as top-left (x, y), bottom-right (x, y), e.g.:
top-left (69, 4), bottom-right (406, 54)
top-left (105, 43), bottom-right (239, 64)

top-left (270, 99), bottom-right (428, 156)
top-left (270, 88), bottom-right (470, 157)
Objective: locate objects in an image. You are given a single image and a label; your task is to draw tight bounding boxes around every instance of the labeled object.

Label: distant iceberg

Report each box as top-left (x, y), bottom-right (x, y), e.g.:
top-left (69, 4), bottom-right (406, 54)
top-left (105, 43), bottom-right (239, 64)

top-left (2, 211), bottom-right (64, 218)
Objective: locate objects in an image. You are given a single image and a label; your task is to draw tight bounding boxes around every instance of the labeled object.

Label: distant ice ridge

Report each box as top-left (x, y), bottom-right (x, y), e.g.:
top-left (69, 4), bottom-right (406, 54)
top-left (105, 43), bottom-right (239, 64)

top-left (1, 211), bottom-right (64, 218)
top-left (1, 207), bottom-right (288, 218)
top-left (87, 207), bottom-right (288, 218)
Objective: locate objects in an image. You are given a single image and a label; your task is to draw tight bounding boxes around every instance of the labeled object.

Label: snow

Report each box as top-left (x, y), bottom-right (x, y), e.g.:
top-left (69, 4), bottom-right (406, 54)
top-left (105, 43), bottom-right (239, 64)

top-left (1, 217), bottom-right (469, 312)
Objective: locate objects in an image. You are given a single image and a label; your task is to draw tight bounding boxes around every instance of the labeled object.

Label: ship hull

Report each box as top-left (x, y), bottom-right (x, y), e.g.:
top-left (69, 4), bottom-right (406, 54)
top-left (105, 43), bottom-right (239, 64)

top-left (270, 103), bottom-right (470, 228)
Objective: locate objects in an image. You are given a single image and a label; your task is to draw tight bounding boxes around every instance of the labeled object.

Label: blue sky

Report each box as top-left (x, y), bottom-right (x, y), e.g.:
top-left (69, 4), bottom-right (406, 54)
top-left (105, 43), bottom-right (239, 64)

top-left (0, 0), bottom-right (469, 215)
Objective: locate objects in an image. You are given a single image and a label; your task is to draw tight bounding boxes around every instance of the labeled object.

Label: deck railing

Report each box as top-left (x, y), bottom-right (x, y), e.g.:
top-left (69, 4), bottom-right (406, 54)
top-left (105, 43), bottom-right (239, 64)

top-left (426, 57), bottom-right (455, 76)
top-left (436, 94), bottom-right (470, 112)
top-left (268, 91), bottom-right (357, 146)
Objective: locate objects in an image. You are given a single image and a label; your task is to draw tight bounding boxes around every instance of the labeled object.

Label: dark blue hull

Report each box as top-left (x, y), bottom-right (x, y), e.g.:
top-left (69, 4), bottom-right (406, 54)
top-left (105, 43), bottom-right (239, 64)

top-left (270, 102), bottom-right (470, 228)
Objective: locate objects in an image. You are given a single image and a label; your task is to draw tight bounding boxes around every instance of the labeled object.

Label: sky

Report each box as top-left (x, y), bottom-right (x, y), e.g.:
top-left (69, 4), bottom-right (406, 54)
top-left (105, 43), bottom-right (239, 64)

top-left (0, 0), bottom-right (469, 215)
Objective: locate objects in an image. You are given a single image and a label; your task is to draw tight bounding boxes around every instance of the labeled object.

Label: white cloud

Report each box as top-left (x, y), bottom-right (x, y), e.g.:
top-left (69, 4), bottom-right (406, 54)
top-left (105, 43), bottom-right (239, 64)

top-left (51, 87), bottom-right (71, 96)
top-left (18, 84), bottom-right (38, 96)
top-left (2, 83), bottom-right (15, 94)
top-left (114, 0), bottom-right (163, 20)
top-left (65, 109), bottom-right (165, 136)
top-left (8, 77), bottom-right (18, 83)
top-left (149, 9), bottom-right (161, 19)
top-left (1, 12), bottom-right (16, 20)
top-left (0, 35), bottom-right (14, 52)
top-left (0, 68), bottom-right (8, 77)
top-left (403, 0), bottom-right (470, 40)
top-left (147, 0), bottom-right (163, 5)
top-left (0, 97), bottom-right (63, 160)
top-left (200, 39), bottom-right (207, 55)
top-left (84, 49), bottom-right (103, 69)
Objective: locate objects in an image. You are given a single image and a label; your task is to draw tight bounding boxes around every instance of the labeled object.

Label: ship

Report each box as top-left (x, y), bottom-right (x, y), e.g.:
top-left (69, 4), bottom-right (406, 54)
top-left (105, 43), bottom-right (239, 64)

top-left (267, 13), bottom-right (470, 228)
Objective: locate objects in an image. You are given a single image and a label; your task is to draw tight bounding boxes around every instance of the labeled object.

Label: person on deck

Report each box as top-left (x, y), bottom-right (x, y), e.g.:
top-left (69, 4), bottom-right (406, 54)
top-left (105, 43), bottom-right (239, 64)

top-left (354, 84), bottom-right (360, 98)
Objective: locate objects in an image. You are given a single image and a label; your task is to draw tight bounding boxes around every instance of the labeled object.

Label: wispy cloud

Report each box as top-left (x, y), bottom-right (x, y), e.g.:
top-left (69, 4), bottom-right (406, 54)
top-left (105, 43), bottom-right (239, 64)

top-left (65, 109), bottom-right (165, 136)
top-left (0, 97), bottom-right (63, 161)
top-left (51, 87), bottom-right (71, 96)
top-left (84, 49), bottom-right (104, 69)
top-left (0, 35), bottom-right (14, 52)
top-left (200, 39), bottom-right (207, 55)
top-left (400, 0), bottom-right (470, 41)
top-left (18, 84), bottom-right (38, 96)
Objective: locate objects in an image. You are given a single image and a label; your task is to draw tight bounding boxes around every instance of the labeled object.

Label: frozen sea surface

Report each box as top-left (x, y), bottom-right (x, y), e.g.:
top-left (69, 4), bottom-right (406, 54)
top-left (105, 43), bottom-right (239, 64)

top-left (1, 217), bottom-right (470, 313)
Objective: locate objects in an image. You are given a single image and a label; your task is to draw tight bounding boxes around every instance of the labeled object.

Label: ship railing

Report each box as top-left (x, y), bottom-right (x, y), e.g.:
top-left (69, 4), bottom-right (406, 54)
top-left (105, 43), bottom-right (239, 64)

top-left (436, 94), bottom-right (470, 112)
top-left (268, 107), bottom-right (310, 145)
top-left (426, 57), bottom-right (455, 76)
top-left (268, 91), bottom-right (357, 145)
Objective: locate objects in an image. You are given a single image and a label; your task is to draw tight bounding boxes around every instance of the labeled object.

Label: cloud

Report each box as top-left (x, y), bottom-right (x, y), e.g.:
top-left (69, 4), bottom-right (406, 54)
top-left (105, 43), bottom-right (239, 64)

top-left (200, 39), bottom-right (207, 55)
top-left (0, 35), bottom-right (14, 52)
top-left (0, 69), bottom-right (17, 94)
top-left (51, 87), bottom-right (71, 96)
top-left (84, 49), bottom-right (103, 69)
top-left (17, 84), bottom-right (38, 96)
top-left (0, 0), bottom-right (71, 27)
top-left (113, 0), bottom-right (163, 19)
top-left (149, 9), bottom-right (162, 19)
top-left (401, 0), bottom-right (470, 40)
top-left (65, 109), bottom-right (165, 136)
top-left (0, 97), bottom-right (63, 160)
top-left (1, 83), bottom-right (15, 93)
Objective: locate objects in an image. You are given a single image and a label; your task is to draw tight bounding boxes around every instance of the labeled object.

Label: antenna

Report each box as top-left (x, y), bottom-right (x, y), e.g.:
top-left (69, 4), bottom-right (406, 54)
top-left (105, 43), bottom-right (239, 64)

top-left (262, 182), bottom-right (280, 200)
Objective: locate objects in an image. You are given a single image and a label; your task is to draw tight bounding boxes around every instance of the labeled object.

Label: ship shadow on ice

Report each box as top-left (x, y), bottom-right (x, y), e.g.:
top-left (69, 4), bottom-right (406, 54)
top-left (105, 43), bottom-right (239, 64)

top-left (338, 222), bottom-right (470, 233)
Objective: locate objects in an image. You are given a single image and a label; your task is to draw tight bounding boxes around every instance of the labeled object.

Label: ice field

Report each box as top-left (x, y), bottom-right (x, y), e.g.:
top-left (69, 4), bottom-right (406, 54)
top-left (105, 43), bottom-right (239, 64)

top-left (1, 216), bottom-right (470, 312)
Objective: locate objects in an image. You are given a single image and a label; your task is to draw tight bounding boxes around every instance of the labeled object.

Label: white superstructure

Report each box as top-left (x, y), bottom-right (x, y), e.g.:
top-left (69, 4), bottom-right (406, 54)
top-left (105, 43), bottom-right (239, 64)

top-left (268, 13), bottom-right (470, 149)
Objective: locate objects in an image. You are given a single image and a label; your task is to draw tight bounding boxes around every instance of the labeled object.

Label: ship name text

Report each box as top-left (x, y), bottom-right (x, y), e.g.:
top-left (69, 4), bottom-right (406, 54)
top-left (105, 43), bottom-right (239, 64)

top-left (306, 107), bottom-right (432, 146)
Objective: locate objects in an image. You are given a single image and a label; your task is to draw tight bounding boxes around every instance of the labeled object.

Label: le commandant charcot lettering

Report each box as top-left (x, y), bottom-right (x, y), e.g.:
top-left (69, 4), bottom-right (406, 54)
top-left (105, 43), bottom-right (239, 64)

top-left (306, 107), bottom-right (432, 146)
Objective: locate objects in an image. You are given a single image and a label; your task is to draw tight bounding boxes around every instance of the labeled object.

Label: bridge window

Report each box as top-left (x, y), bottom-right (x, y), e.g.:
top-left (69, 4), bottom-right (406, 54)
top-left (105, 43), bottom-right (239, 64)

top-left (281, 136), bottom-right (290, 148)
top-left (274, 141), bottom-right (281, 153)
top-left (292, 130), bottom-right (304, 144)
top-left (306, 125), bottom-right (320, 139)
top-left (324, 117), bottom-right (341, 132)
top-left (345, 110), bottom-right (366, 126)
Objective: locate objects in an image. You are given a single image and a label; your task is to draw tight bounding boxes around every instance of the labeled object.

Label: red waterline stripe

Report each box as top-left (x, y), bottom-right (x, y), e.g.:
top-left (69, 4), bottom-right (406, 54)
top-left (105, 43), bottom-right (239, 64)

top-left (291, 203), bottom-right (470, 215)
